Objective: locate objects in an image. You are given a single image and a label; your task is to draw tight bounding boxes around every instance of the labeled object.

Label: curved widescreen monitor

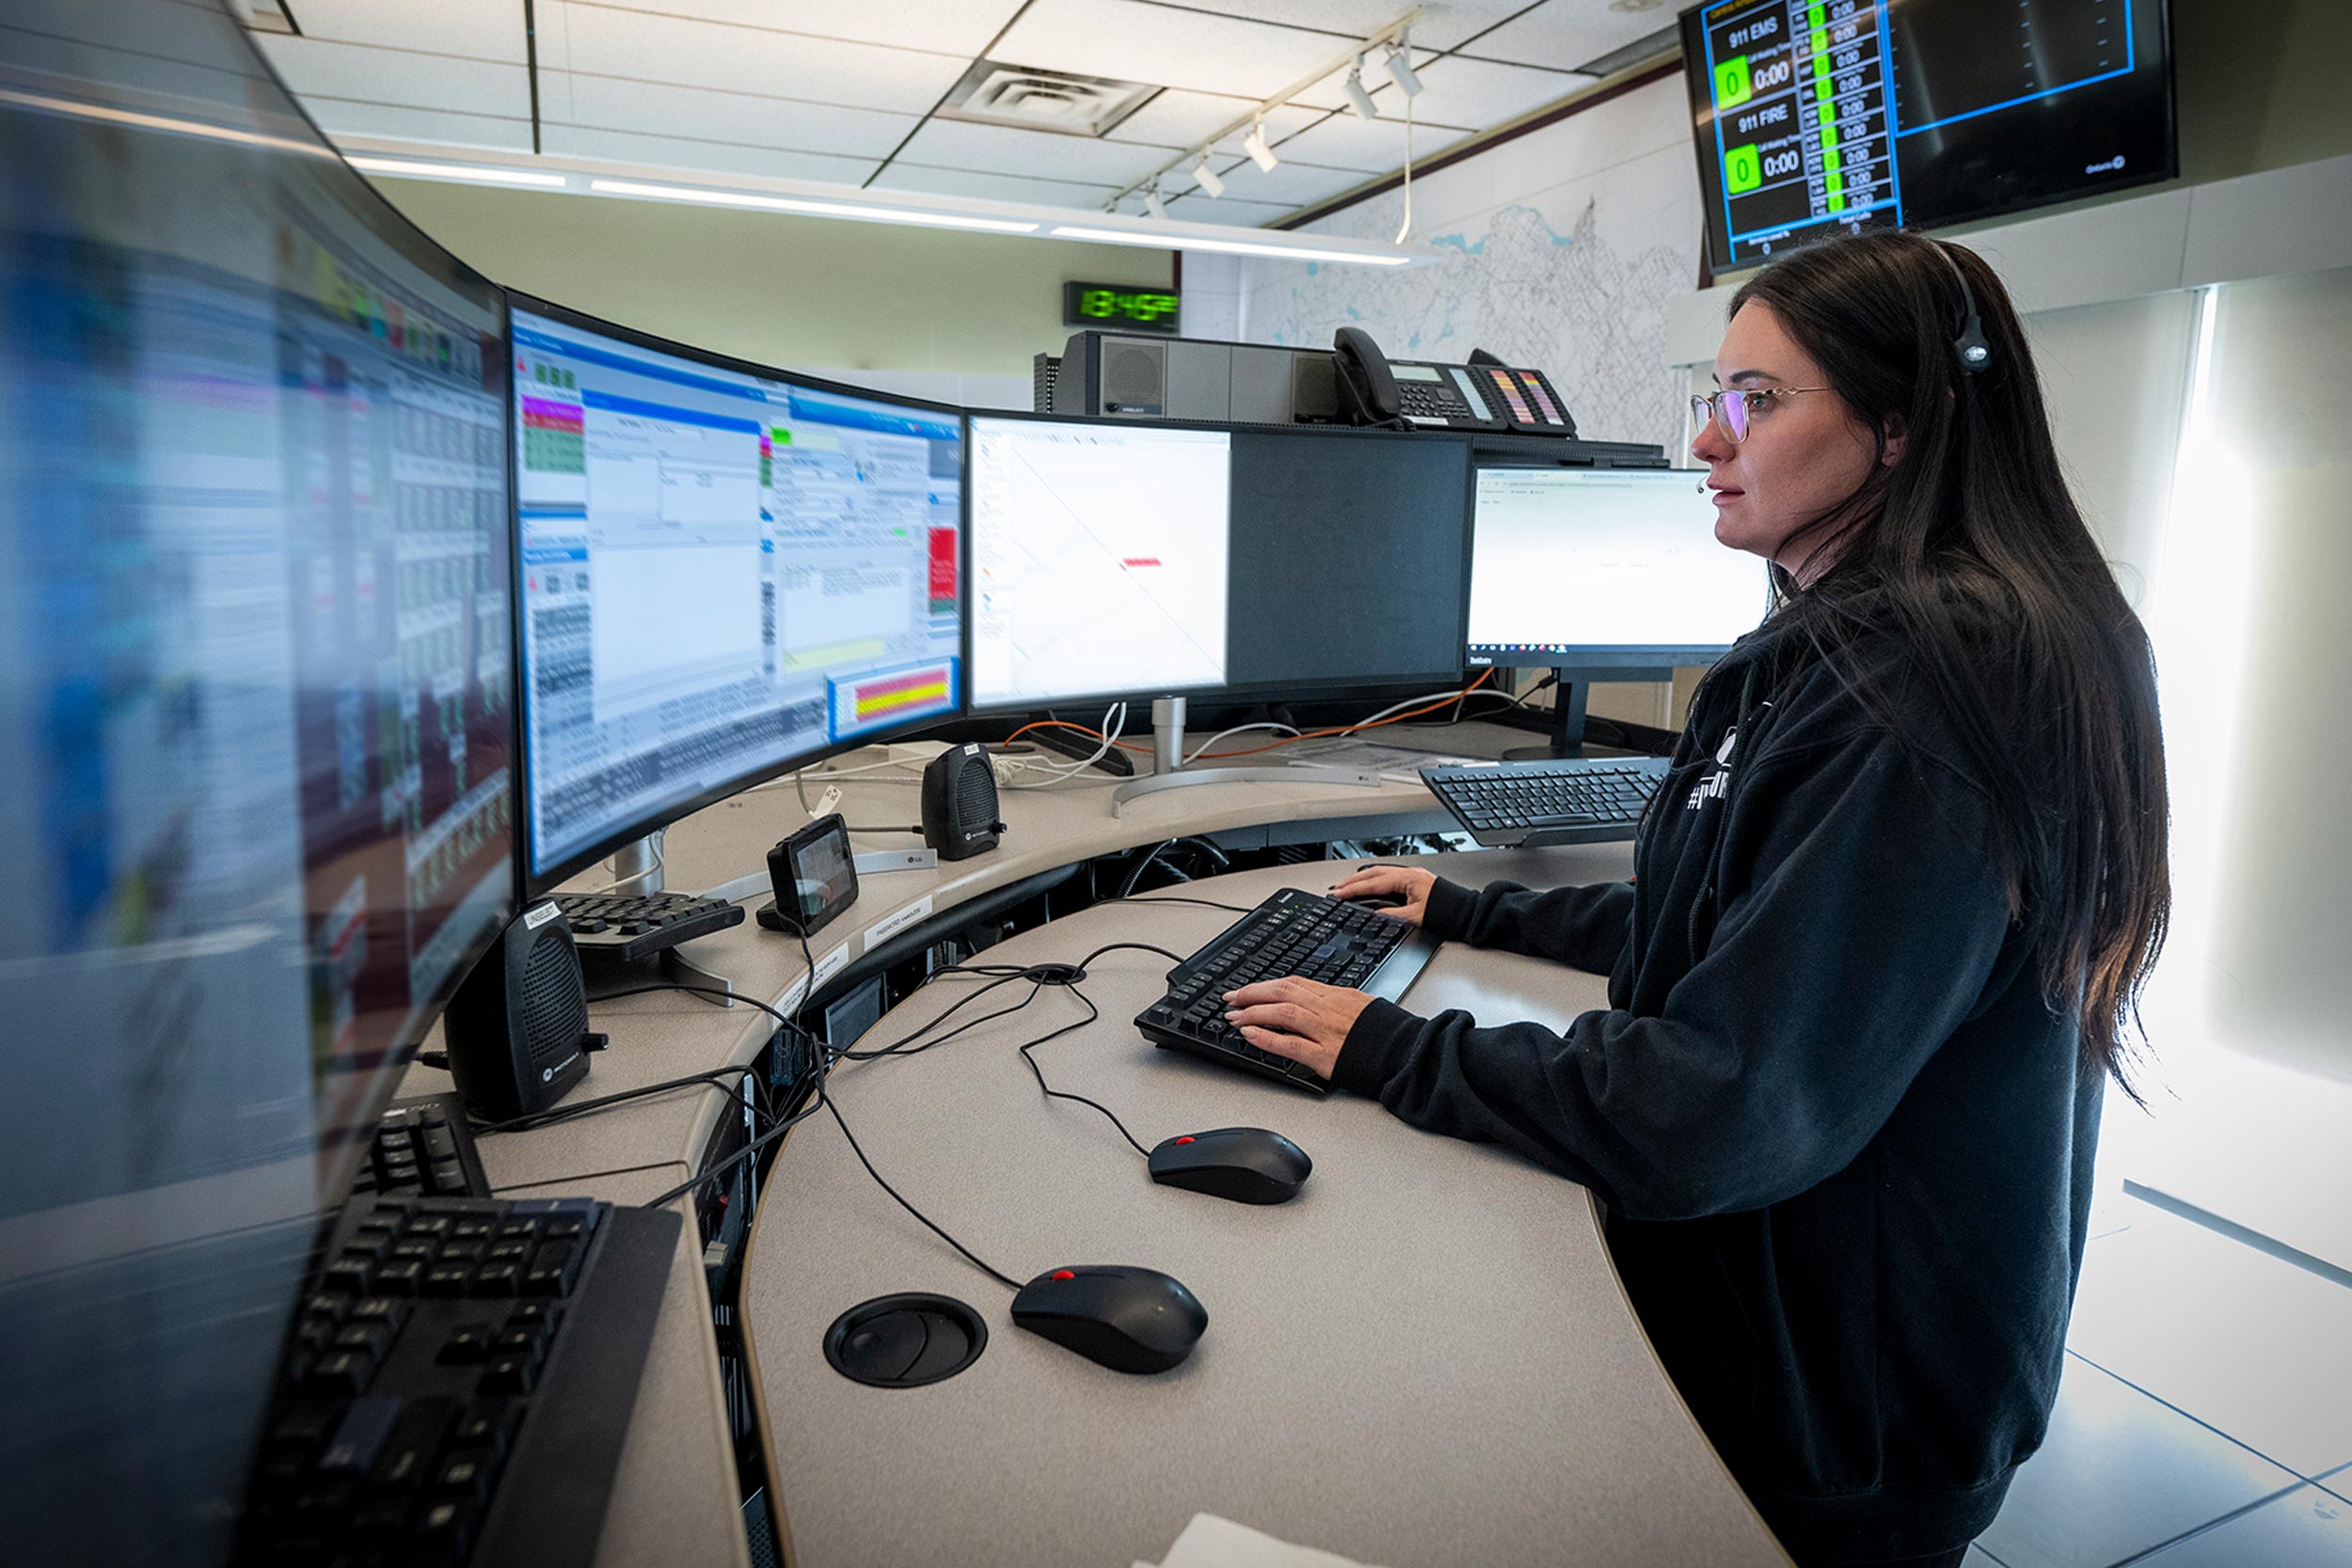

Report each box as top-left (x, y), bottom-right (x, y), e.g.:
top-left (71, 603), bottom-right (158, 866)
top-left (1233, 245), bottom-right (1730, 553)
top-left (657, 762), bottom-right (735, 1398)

top-left (0, 3), bottom-right (514, 1563)
top-left (1680, 0), bottom-right (2176, 271)
top-left (509, 299), bottom-right (964, 893)
top-left (965, 412), bottom-right (1473, 712)
top-left (1466, 467), bottom-right (1768, 670)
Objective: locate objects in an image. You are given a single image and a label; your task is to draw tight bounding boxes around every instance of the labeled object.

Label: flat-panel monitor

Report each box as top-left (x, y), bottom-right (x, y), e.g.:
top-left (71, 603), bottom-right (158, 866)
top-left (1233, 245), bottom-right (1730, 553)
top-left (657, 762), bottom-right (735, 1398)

top-left (510, 300), bottom-right (963, 892)
top-left (1224, 426), bottom-right (1473, 695)
top-left (0, 4), bottom-right (516, 1561)
top-left (965, 415), bottom-right (1475, 711)
top-left (1680, 0), bottom-right (2176, 271)
top-left (1466, 467), bottom-right (1768, 670)
top-left (966, 415), bottom-right (1232, 710)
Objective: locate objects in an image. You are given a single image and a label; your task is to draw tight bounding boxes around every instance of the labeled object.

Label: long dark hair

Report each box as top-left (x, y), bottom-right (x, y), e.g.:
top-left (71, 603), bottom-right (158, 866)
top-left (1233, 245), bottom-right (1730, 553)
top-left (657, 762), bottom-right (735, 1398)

top-left (1727, 230), bottom-right (2169, 1099)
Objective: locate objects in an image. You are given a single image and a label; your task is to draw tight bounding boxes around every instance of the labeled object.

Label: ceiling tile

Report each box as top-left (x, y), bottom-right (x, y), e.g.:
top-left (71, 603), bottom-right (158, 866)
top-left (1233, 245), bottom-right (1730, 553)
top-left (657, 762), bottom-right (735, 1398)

top-left (257, 35), bottom-right (532, 118)
top-left (1165, 157), bottom-right (1366, 210)
top-left (890, 119), bottom-right (1180, 186)
top-left (871, 165), bottom-right (1122, 210)
top-left (1269, 111), bottom-right (1473, 173)
top-left (1154, 1), bottom-right (1536, 53)
top-left (1152, 194), bottom-right (1297, 227)
top-left (554, 73), bottom-right (916, 159)
top-left (275, 0), bottom-right (530, 62)
top-left (1343, 51), bottom-right (1596, 128)
top-left (554, 0), bottom-right (1022, 56)
top-left (543, 3), bottom-right (967, 114)
top-left (307, 101), bottom-right (534, 155)
top-left (1100, 88), bottom-right (1259, 150)
top-left (538, 123), bottom-right (881, 185)
top-left (991, 0), bottom-right (1361, 99)
top-left (1456, 2), bottom-right (1680, 72)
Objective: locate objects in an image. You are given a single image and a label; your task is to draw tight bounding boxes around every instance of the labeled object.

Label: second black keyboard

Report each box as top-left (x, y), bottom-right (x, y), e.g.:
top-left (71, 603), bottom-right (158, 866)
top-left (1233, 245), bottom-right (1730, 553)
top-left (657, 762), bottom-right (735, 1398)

top-left (1135, 888), bottom-right (1439, 1095)
top-left (1420, 755), bottom-right (1672, 847)
top-left (554, 889), bottom-right (743, 964)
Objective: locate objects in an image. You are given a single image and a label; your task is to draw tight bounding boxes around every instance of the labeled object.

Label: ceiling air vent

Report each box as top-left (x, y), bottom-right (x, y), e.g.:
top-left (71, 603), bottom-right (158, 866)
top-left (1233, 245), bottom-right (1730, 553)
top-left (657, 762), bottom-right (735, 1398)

top-left (936, 60), bottom-right (1159, 138)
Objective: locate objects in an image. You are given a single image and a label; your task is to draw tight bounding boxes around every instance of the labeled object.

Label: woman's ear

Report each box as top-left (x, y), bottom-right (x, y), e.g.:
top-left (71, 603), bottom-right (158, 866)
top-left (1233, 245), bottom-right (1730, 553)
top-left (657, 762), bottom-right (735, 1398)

top-left (1880, 410), bottom-right (1908, 467)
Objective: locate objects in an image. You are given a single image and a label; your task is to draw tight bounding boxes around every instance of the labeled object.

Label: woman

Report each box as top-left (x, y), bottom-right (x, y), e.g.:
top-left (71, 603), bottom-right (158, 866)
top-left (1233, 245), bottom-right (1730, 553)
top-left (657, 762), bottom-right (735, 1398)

top-left (1222, 230), bottom-right (2169, 1568)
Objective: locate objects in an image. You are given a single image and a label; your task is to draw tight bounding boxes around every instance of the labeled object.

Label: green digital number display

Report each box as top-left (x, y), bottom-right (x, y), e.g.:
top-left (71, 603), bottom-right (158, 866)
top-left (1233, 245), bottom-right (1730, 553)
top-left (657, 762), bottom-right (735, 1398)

top-left (1062, 281), bottom-right (1182, 334)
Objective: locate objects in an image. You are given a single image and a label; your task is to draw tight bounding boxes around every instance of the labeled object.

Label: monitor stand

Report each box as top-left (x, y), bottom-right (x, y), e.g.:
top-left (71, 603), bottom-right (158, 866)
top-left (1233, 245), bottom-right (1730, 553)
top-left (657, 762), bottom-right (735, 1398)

top-left (1502, 677), bottom-right (1591, 762)
top-left (1108, 696), bottom-right (1384, 817)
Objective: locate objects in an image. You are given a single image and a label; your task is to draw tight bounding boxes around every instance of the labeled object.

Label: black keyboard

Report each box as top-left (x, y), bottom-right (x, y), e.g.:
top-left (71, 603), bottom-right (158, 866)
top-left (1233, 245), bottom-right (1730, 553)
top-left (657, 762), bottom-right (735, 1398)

top-left (554, 889), bottom-right (743, 964)
top-left (359, 1093), bottom-right (490, 1199)
top-left (1135, 888), bottom-right (1439, 1095)
top-left (239, 1194), bottom-right (679, 1568)
top-left (1419, 755), bottom-right (1672, 847)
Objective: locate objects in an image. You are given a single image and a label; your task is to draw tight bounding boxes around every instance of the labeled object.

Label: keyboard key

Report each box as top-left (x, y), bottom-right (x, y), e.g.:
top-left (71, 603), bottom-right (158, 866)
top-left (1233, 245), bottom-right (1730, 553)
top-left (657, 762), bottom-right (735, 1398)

top-left (449, 1398), bottom-right (522, 1460)
top-left (368, 1398), bottom-right (455, 1495)
top-left (437, 1323), bottom-right (497, 1364)
top-left (317, 1397), bottom-right (403, 1478)
top-left (480, 1353), bottom-right (537, 1394)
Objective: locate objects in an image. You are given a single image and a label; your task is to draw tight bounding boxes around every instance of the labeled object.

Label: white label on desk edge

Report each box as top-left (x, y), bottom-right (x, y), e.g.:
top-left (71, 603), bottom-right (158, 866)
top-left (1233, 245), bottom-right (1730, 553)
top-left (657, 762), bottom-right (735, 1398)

top-left (775, 975), bottom-right (809, 1015)
top-left (863, 896), bottom-right (934, 953)
top-left (814, 943), bottom-right (849, 989)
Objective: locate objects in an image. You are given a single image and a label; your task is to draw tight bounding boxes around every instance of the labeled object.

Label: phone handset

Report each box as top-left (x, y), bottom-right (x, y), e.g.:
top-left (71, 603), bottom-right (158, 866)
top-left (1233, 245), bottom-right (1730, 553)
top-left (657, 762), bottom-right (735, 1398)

top-left (1333, 325), bottom-right (1404, 426)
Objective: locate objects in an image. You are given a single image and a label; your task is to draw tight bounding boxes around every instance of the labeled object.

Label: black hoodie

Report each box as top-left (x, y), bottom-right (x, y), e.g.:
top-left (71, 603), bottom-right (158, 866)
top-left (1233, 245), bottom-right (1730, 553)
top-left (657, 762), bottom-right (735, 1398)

top-left (1332, 624), bottom-right (2099, 1563)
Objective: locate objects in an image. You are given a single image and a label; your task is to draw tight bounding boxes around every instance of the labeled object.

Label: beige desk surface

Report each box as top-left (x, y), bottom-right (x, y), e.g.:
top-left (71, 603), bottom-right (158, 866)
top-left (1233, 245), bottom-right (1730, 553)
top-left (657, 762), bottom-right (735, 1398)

top-left (740, 852), bottom-right (1791, 1568)
top-left (397, 727), bottom-right (1778, 1568)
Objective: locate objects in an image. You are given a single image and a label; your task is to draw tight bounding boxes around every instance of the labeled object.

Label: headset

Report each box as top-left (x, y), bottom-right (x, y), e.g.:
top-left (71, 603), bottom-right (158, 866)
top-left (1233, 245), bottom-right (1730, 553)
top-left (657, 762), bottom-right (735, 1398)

top-left (1925, 236), bottom-right (1993, 376)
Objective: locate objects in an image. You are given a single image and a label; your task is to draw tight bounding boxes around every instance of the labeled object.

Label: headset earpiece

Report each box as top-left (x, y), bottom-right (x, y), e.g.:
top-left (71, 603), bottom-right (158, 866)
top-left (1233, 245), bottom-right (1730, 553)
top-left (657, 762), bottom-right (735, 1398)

top-left (1928, 237), bottom-right (1992, 375)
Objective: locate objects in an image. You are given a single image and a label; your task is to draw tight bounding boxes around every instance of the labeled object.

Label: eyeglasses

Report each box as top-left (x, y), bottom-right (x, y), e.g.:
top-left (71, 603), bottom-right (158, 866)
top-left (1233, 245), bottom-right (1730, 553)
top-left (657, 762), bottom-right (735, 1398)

top-left (1690, 386), bottom-right (1832, 444)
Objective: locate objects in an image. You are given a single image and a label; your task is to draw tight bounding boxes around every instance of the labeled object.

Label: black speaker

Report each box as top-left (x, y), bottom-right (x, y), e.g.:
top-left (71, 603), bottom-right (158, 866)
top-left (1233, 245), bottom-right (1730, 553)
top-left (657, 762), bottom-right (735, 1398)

top-left (441, 900), bottom-right (596, 1119)
top-left (920, 744), bottom-right (1005, 862)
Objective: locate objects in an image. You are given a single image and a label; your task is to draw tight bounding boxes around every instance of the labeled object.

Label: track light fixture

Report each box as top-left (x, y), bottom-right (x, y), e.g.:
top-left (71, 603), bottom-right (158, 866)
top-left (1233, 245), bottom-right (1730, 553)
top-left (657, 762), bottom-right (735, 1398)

top-left (1242, 118), bottom-right (1279, 174)
top-left (1192, 157), bottom-right (1226, 198)
top-left (1144, 180), bottom-right (1168, 220)
top-left (1384, 33), bottom-right (1424, 98)
top-left (1343, 56), bottom-right (1381, 119)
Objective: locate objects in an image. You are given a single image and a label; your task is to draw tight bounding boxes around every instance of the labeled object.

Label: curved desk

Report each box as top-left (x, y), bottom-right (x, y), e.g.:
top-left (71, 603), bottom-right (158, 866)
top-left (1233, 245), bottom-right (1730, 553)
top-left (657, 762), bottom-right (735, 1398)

top-left (389, 727), bottom-right (1789, 1566)
top-left (739, 853), bottom-right (1789, 1568)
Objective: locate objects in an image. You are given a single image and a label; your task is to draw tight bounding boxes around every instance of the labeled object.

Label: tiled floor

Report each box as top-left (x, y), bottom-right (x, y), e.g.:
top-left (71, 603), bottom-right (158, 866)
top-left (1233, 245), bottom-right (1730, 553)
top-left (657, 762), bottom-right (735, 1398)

top-left (1968, 1196), bottom-right (2352, 1567)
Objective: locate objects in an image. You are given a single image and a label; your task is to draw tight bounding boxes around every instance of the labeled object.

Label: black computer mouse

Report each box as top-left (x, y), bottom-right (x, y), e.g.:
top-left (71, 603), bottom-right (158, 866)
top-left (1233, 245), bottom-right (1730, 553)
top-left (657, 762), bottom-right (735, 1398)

top-left (1009, 1264), bottom-right (1207, 1374)
top-left (1339, 890), bottom-right (1409, 911)
top-left (1147, 1126), bottom-right (1312, 1205)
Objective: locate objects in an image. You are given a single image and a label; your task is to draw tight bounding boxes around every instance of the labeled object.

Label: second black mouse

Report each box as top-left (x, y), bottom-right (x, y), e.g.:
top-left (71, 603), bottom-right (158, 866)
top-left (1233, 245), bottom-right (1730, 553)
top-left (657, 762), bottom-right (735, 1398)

top-left (1010, 1264), bottom-right (1207, 1373)
top-left (1148, 1126), bottom-right (1312, 1205)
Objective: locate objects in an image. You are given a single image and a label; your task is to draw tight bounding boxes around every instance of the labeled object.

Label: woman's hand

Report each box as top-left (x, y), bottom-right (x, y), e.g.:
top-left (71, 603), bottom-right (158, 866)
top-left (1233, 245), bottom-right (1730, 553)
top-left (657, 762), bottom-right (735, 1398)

top-left (1328, 863), bottom-right (1438, 927)
top-left (1222, 977), bottom-right (1375, 1081)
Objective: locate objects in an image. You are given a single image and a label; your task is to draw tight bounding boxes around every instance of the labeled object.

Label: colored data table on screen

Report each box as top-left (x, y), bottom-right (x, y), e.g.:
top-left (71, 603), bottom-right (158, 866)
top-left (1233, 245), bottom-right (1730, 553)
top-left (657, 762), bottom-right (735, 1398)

top-left (1701, 0), bottom-right (1902, 260)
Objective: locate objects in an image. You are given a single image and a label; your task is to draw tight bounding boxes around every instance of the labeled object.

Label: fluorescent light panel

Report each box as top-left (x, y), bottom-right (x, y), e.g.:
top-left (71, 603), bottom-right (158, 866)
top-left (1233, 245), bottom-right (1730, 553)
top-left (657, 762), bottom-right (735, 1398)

top-left (348, 155), bottom-right (568, 188)
top-left (1050, 225), bottom-right (1412, 267)
top-left (588, 178), bottom-right (1040, 233)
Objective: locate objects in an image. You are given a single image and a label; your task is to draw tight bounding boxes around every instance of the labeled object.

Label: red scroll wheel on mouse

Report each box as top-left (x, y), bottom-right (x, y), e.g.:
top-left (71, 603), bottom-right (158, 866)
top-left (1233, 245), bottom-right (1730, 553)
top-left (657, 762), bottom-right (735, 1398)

top-left (1175, 1136), bottom-right (1196, 1145)
top-left (1051, 1270), bottom-right (1075, 1280)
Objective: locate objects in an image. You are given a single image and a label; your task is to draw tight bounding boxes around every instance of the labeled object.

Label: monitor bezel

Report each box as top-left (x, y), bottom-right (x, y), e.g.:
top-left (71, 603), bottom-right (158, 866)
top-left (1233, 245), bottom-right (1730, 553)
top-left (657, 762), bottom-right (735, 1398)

top-left (1464, 462), bottom-right (1761, 669)
top-left (961, 409), bottom-right (1480, 717)
top-left (1677, 0), bottom-right (2181, 276)
top-left (503, 291), bottom-right (968, 897)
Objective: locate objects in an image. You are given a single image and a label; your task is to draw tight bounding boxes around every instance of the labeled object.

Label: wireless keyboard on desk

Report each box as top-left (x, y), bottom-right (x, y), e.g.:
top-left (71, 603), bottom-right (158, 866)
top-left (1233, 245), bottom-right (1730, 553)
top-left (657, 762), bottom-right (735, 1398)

top-left (1420, 755), bottom-right (1672, 847)
top-left (553, 889), bottom-right (742, 964)
top-left (238, 1194), bottom-right (678, 1568)
top-left (1136, 888), bottom-right (1439, 1094)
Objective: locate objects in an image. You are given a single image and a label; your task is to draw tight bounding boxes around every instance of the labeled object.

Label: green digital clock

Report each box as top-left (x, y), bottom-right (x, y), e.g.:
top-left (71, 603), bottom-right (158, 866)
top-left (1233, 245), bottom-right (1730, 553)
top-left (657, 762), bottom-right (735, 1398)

top-left (1062, 280), bottom-right (1182, 335)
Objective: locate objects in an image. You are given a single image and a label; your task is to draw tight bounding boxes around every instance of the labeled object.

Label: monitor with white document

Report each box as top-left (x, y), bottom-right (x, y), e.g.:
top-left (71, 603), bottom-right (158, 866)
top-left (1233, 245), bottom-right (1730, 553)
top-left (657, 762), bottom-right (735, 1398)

top-left (1466, 466), bottom-right (1768, 671)
top-left (964, 414), bottom-right (1233, 711)
top-left (509, 296), bottom-right (964, 892)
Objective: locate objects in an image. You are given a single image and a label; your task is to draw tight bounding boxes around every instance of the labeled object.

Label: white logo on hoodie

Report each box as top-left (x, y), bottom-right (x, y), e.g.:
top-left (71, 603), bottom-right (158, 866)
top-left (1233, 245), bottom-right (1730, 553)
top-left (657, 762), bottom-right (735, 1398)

top-left (1685, 725), bottom-right (1739, 810)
